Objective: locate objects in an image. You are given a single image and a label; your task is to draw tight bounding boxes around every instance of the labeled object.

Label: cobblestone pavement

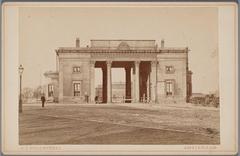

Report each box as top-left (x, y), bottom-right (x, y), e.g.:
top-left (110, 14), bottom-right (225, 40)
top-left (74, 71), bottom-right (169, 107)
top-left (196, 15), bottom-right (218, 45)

top-left (19, 103), bottom-right (220, 145)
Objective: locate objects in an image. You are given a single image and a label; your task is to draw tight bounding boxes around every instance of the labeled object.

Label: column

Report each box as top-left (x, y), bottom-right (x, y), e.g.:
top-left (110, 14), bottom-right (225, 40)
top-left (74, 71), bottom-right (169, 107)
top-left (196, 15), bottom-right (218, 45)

top-left (56, 54), bottom-right (59, 72)
top-left (59, 63), bottom-right (63, 102)
top-left (90, 61), bottom-right (95, 103)
top-left (125, 66), bottom-right (131, 103)
top-left (156, 61), bottom-right (159, 103)
top-left (146, 74), bottom-right (150, 102)
top-left (132, 66), bottom-right (136, 102)
top-left (134, 61), bottom-right (140, 103)
top-left (107, 61), bottom-right (112, 103)
top-left (150, 61), bottom-right (157, 103)
top-left (102, 66), bottom-right (107, 103)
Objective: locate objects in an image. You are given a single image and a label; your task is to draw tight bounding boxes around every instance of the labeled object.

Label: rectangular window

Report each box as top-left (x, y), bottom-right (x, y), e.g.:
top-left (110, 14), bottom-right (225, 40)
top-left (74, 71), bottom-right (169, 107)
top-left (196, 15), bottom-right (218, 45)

top-left (165, 80), bottom-right (174, 96)
top-left (73, 66), bottom-right (81, 73)
top-left (48, 84), bottom-right (54, 97)
top-left (165, 66), bottom-right (174, 74)
top-left (73, 83), bottom-right (81, 96)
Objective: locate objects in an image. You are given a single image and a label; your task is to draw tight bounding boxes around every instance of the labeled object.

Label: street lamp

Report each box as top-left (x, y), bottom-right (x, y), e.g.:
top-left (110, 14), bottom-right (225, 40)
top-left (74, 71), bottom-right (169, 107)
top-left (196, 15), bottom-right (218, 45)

top-left (19, 64), bottom-right (24, 113)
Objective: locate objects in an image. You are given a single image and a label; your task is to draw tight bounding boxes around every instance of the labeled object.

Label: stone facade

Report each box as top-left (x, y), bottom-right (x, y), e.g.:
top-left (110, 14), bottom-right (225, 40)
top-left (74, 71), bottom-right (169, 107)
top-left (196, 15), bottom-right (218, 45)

top-left (44, 39), bottom-right (192, 104)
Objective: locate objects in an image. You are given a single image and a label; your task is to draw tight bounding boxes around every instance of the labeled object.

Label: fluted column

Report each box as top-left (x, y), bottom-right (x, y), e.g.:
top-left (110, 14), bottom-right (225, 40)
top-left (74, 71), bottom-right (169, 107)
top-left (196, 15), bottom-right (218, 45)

top-left (90, 61), bottom-right (95, 103)
top-left (134, 61), bottom-right (140, 103)
top-left (107, 61), bottom-right (112, 103)
top-left (150, 61), bottom-right (157, 103)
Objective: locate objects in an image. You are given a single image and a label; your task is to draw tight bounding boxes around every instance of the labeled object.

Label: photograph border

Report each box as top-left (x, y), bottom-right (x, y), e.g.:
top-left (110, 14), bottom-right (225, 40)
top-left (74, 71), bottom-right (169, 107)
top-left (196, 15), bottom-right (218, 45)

top-left (1, 2), bottom-right (238, 155)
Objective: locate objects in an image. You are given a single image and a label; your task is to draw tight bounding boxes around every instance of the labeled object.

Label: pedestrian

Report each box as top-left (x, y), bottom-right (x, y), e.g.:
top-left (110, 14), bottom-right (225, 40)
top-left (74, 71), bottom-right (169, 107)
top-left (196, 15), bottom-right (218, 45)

top-left (41, 94), bottom-right (46, 108)
top-left (95, 96), bottom-right (98, 104)
top-left (84, 92), bottom-right (89, 103)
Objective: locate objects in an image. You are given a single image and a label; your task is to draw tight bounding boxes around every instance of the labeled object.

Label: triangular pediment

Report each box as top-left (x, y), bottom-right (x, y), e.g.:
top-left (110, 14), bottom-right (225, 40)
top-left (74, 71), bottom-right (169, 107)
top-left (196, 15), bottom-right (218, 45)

top-left (118, 42), bottom-right (130, 50)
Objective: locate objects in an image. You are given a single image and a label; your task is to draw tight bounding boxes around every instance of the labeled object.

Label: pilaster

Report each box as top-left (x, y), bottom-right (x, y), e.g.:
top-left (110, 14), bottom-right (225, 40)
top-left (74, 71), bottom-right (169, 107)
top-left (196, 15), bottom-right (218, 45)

top-left (90, 60), bottom-right (95, 103)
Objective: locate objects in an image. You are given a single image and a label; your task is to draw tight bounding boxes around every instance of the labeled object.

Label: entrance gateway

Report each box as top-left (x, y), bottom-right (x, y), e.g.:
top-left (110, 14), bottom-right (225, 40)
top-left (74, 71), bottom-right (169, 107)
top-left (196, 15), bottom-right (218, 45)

top-left (44, 39), bottom-right (192, 104)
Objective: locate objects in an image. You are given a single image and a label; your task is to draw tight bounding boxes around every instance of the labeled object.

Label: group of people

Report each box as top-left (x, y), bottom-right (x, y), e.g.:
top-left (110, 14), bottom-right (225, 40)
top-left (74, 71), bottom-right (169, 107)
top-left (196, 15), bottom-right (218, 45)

top-left (40, 94), bottom-right (101, 106)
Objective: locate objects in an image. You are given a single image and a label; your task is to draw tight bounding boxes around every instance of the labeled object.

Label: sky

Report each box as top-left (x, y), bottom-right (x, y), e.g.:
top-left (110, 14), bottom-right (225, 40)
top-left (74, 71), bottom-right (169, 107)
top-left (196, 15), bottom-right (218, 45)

top-left (19, 6), bottom-right (218, 94)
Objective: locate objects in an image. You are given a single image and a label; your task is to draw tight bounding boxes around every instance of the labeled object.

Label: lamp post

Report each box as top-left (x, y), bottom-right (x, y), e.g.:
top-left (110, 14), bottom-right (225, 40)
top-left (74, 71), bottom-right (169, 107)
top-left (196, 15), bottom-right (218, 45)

top-left (19, 65), bottom-right (24, 113)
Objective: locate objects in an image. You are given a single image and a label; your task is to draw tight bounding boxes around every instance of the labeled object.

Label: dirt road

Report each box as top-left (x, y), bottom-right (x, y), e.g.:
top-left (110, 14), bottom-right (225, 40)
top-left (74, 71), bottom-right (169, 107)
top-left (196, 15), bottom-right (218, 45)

top-left (19, 104), bottom-right (220, 144)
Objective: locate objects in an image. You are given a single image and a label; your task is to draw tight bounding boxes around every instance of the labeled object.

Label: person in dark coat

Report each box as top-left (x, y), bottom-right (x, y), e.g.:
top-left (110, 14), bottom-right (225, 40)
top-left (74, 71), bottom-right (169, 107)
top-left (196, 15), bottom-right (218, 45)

top-left (95, 96), bottom-right (99, 104)
top-left (41, 94), bottom-right (46, 108)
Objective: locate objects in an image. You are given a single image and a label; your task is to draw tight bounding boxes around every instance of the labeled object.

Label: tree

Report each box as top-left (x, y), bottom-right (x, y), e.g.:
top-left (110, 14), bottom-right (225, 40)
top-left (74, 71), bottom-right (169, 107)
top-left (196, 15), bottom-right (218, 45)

top-left (33, 86), bottom-right (43, 99)
top-left (22, 87), bottom-right (34, 99)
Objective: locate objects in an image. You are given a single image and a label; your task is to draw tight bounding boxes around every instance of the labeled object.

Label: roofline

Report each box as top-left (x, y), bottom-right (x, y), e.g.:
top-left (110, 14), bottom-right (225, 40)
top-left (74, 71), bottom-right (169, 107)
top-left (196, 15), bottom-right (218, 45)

top-left (56, 47), bottom-right (188, 51)
top-left (90, 39), bottom-right (156, 41)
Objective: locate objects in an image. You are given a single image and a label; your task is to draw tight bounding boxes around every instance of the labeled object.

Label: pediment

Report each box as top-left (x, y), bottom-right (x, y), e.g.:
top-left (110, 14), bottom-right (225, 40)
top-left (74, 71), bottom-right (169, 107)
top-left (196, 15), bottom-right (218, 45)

top-left (118, 42), bottom-right (130, 50)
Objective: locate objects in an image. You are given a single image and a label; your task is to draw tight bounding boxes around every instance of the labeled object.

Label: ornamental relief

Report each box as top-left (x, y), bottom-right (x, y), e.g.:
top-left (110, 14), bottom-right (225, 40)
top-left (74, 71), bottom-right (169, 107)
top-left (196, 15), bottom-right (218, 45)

top-left (118, 42), bottom-right (131, 50)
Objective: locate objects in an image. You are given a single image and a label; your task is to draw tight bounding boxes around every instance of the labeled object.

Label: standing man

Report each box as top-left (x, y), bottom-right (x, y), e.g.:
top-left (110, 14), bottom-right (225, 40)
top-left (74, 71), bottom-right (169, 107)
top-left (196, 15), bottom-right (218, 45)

top-left (41, 94), bottom-right (46, 108)
top-left (84, 92), bottom-right (89, 103)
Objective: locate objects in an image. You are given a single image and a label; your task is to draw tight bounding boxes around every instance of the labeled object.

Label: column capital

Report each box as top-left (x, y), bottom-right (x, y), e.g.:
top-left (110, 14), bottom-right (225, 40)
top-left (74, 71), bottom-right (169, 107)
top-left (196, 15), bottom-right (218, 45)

top-left (135, 61), bottom-right (140, 66)
top-left (106, 60), bottom-right (112, 66)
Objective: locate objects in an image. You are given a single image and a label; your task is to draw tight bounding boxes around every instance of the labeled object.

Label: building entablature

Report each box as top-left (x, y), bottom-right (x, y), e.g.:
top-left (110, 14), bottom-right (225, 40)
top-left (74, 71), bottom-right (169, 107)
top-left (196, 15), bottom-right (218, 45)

top-left (157, 52), bottom-right (188, 60)
top-left (56, 48), bottom-right (187, 54)
top-left (56, 38), bottom-right (188, 55)
top-left (57, 50), bottom-right (187, 62)
top-left (57, 51), bottom-right (158, 61)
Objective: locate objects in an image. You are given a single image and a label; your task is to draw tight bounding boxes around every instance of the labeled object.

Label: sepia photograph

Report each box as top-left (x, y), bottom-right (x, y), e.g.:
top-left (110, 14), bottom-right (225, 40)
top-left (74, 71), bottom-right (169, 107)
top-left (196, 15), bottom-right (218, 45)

top-left (1, 2), bottom-right (238, 155)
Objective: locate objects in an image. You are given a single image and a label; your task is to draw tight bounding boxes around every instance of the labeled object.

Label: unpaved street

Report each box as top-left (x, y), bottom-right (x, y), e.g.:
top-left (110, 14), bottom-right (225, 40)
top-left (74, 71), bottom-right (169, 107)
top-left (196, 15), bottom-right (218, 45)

top-left (19, 103), bottom-right (220, 144)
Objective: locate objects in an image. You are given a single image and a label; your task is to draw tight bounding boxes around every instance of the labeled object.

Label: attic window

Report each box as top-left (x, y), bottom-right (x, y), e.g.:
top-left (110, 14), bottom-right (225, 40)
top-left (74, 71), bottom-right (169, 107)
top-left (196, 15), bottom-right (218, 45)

top-left (73, 66), bottom-right (81, 73)
top-left (165, 66), bottom-right (175, 74)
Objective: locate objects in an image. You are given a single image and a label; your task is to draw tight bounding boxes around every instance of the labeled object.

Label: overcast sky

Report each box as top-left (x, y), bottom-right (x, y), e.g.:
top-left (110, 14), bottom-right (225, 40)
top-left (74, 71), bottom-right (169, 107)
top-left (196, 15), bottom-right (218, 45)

top-left (19, 6), bottom-right (218, 94)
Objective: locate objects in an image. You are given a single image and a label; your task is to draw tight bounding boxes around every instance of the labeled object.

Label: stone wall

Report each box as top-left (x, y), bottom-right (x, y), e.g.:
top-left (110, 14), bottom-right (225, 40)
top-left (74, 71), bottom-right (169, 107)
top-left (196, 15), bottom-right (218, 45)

top-left (54, 39), bottom-right (189, 104)
top-left (157, 52), bottom-right (187, 103)
top-left (58, 53), bottom-right (91, 103)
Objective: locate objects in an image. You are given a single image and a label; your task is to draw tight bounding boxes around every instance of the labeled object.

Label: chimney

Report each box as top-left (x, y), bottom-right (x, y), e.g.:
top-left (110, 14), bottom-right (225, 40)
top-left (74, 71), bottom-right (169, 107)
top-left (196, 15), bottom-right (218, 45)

top-left (161, 39), bottom-right (164, 48)
top-left (76, 38), bottom-right (80, 48)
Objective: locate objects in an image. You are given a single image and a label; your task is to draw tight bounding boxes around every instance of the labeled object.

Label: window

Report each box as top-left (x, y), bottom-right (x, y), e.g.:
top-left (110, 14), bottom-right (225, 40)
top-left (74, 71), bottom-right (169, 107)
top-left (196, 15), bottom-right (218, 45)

top-left (73, 83), bottom-right (81, 96)
top-left (165, 66), bottom-right (174, 73)
top-left (48, 84), bottom-right (54, 97)
top-left (165, 80), bottom-right (174, 96)
top-left (73, 66), bottom-right (81, 73)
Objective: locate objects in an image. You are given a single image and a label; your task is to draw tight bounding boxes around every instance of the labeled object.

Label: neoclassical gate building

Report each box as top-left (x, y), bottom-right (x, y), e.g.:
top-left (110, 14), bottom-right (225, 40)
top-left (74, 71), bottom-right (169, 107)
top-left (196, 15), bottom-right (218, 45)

top-left (44, 39), bottom-right (192, 104)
